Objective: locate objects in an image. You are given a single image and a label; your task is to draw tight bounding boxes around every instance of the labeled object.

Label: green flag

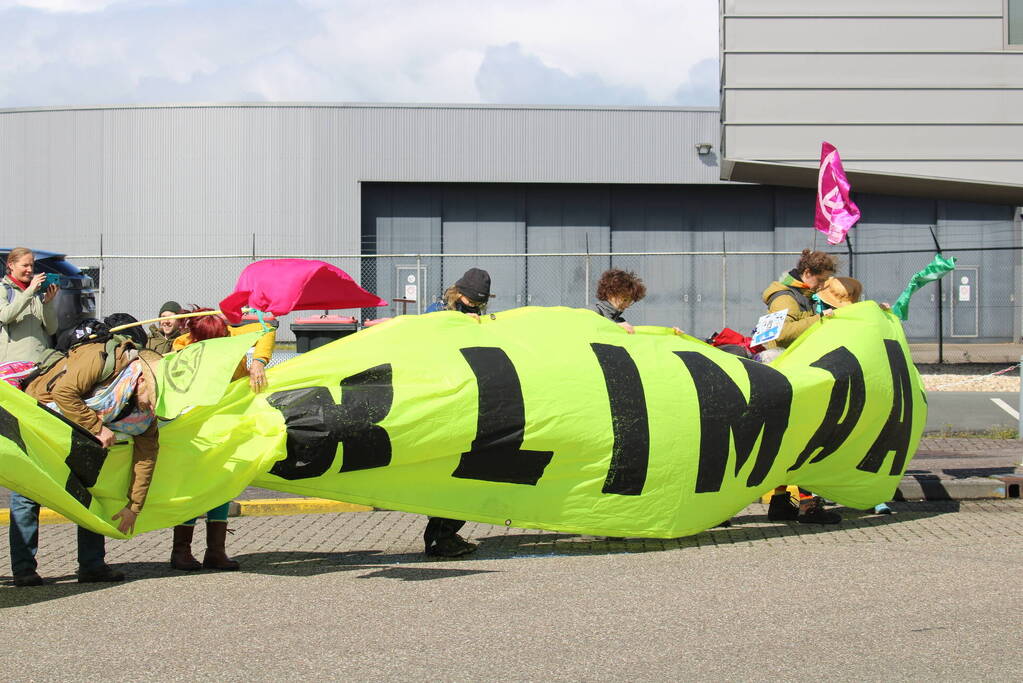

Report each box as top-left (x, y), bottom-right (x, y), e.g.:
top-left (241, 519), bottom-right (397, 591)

top-left (156, 330), bottom-right (265, 419)
top-left (891, 253), bottom-right (957, 321)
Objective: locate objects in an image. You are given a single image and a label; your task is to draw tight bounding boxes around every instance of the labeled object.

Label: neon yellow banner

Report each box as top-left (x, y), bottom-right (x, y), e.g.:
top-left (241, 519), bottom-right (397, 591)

top-left (0, 304), bottom-right (925, 538)
top-left (156, 330), bottom-right (264, 418)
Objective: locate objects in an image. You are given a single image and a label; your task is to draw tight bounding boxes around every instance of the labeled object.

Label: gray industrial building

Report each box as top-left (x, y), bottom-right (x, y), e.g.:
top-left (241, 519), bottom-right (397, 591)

top-left (0, 1), bottom-right (1020, 342)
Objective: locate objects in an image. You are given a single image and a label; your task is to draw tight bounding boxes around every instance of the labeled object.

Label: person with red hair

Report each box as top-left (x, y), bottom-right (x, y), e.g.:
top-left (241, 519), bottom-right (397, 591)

top-left (166, 307), bottom-right (275, 571)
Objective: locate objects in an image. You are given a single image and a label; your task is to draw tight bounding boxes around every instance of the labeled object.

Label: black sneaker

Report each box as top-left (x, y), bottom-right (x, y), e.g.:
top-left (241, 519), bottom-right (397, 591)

top-left (767, 492), bottom-right (799, 521)
top-left (797, 497), bottom-right (842, 525)
top-left (13, 571), bottom-right (44, 587)
top-left (77, 564), bottom-right (126, 583)
top-left (426, 534), bottom-right (478, 558)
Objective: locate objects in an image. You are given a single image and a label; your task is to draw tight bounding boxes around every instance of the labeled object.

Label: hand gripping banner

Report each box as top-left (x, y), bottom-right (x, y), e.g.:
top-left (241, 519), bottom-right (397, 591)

top-left (0, 304), bottom-right (925, 539)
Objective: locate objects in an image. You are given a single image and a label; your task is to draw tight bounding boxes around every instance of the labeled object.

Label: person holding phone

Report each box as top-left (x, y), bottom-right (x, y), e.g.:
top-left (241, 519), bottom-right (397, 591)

top-left (0, 247), bottom-right (59, 364)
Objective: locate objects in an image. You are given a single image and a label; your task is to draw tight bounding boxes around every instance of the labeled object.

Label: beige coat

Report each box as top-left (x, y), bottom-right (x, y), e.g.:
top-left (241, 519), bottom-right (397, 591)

top-left (0, 275), bottom-right (58, 363)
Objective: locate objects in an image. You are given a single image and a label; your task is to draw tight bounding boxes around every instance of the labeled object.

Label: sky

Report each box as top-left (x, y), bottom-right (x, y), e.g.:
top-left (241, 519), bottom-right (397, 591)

top-left (0, 0), bottom-right (720, 108)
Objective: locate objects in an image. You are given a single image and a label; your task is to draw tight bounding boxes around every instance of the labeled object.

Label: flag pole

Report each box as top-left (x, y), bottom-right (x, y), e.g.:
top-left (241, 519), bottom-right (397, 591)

top-left (108, 309), bottom-right (224, 333)
top-left (929, 227), bottom-right (944, 364)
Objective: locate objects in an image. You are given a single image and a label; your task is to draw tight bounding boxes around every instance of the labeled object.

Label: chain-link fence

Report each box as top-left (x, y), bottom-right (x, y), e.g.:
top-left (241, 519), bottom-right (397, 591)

top-left (69, 248), bottom-right (1023, 363)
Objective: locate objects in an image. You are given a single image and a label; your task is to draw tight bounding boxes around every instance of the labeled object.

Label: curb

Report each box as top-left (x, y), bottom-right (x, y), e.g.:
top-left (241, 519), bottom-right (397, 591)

top-left (896, 475), bottom-right (1014, 501)
top-left (231, 498), bottom-right (372, 517)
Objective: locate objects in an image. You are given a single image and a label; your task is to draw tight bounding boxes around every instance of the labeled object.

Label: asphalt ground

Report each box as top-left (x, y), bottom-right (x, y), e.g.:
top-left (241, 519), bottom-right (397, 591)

top-left (925, 391), bottom-right (1020, 434)
top-left (1, 500), bottom-right (1021, 680)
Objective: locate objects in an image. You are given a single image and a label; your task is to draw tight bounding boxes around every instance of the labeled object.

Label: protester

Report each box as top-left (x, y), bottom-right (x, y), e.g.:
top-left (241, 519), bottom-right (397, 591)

top-left (168, 308), bottom-right (275, 570)
top-left (442, 267), bottom-right (492, 317)
top-left (421, 269), bottom-right (492, 558)
top-left (3, 248), bottom-right (61, 587)
top-left (0, 247), bottom-right (59, 364)
top-left (594, 268), bottom-right (646, 334)
top-left (760, 250), bottom-right (841, 525)
top-left (145, 300), bottom-right (184, 354)
top-left (758, 249), bottom-right (837, 363)
top-left (12, 318), bottom-right (161, 585)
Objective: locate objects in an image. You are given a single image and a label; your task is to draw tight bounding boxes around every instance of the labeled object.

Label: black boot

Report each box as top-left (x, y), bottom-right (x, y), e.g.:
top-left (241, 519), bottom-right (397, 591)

top-left (170, 525), bottom-right (202, 571)
top-left (767, 491), bottom-right (799, 521)
top-left (797, 496), bottom-right (842, 525)
top-left (202, 522), bottom-right (240, 570)
top-left (424, 517), bottom-right (477, 557)
top-left (77, 564), bottom-right (126, 583)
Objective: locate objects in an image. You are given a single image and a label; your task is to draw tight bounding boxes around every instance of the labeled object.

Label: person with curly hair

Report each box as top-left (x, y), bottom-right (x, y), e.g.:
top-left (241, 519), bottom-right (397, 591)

top-left (594, 269), bottom-right (647, 334)
top-left (759, 249), bottom-right (837, 359)
top-left (760, 249), bottom-right (842, 525)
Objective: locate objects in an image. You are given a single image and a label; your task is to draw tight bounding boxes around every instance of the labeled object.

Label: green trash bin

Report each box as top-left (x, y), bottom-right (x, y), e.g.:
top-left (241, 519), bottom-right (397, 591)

top-left (290, 315), bottom-right (358, 353)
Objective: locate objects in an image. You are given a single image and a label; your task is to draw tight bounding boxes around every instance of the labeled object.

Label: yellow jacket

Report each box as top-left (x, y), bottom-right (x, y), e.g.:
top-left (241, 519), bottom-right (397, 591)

top-left (172, 322), bottom-right (276, 381)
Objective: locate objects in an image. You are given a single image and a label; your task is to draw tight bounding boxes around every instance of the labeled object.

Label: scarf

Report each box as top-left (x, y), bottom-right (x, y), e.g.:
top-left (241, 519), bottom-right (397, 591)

top-left (47, 361), bottom-right (154, 436)
top-left (8, 276), bottom-right (28, 291)
top-left (595, 299), bottom-right (626, 323)
top-left (778, 269), bottom-right (811, 290)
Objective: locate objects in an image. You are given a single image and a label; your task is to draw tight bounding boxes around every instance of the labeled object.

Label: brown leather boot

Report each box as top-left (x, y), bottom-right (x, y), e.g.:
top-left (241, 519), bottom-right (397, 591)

top-left (170, 525), bottom-right (201, 571)
top-left (202, 521), bottom-right (240, 571)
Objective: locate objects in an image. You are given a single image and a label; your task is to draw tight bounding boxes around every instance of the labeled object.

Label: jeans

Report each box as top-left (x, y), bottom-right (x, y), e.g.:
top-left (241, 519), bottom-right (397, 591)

top-left (9, 491), bottom-right (107, 576)
top-left (424, 517), bottom-right (466, 544)
top-left (183, 501), bottom-right (231, 526)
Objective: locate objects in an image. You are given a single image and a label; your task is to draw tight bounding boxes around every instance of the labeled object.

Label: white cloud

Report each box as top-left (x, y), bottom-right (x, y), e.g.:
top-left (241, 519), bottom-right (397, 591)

top-left (0, 0), bottom-right (719, 107)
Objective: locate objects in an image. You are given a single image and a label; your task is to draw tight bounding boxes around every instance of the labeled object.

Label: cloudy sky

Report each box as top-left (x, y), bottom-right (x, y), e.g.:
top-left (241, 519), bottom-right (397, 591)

top-left (0, 0), bottom-right (719, 108)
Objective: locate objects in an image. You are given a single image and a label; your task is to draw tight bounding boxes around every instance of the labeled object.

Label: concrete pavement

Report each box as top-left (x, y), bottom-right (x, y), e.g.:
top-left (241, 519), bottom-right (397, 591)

top-left (0, 500), bottom-right (1021, 680)
top-left (2, 436), bottom-right (1021, 529)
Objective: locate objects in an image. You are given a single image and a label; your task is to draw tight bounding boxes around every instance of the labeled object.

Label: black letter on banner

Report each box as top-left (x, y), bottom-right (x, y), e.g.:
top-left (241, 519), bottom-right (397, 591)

top-left (857, 340), bottom-right (914, 476)
top-left (267, 364), bottom-right (393, 480)
top-left (64, 428), bottom-right (109, 508)
top-left (788, 347), bottom-right (866, 471)
top-left (675, 352), bottom-right (792, 493)
top-left (0, 404), bottom-right (26, 453)
top-left (591, 343), bottom-right (649, 495)
top-left (452, 347), bottom-right (553, 485)
top-left (39, 407), bottom-right (110, 508)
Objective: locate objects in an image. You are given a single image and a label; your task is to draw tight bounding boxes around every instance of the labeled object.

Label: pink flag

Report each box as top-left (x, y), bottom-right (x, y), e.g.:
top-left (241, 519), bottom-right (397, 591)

top-left (814, 141), bottom-right (861, 245)
top-left (219, 259), bottom-right (387, 324)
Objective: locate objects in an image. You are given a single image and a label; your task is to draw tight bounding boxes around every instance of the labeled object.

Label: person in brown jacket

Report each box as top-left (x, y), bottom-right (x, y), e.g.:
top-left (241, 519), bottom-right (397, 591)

top-left (11, 320), bottom-right (160, 586)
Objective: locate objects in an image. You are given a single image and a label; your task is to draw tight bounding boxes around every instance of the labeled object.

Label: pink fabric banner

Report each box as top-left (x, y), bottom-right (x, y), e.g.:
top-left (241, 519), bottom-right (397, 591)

top-left (219, 259), bottom-right (387, 323)
top-left (814, 141), bottom-right (861, 245)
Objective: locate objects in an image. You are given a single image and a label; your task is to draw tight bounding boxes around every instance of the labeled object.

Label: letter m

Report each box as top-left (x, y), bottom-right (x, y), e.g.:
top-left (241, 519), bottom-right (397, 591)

top-left (675, 352), bottom-right (792, 493)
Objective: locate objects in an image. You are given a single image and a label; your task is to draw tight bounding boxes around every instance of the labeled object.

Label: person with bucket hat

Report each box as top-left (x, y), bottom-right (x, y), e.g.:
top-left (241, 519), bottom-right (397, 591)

top-left (11, 320), bottom-right (162, 585)
top-left (812, 276), bottom-right (863, 314)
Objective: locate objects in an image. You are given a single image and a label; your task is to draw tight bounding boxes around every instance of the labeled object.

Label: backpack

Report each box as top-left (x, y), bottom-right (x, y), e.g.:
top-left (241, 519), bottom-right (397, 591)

top-left (24, 332), bottom-right (133, 395)
top-left (705, 327), bottom-right (764, 359)
top-left (766, 286), bottom-right (813, 314)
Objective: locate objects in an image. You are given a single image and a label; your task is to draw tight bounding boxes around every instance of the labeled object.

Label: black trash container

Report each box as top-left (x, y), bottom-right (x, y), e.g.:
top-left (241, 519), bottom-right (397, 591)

top-left (290, 315), bottom-right (358, 353)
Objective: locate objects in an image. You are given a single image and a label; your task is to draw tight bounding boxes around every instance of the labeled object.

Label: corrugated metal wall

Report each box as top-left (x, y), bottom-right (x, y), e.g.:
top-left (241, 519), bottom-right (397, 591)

top-left (363, 182), bottom-right (1019, 341)
top-left (0, 103), bottom-right (724, 259)
top-left (721, 0), bottom-right (1023, 185)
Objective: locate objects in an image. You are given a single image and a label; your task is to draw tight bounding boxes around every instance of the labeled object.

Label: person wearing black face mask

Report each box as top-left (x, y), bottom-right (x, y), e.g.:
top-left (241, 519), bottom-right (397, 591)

top-left (422, 268), bottom-right (493, 558)
top-left (443, 267), bottom-right (490, 318)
